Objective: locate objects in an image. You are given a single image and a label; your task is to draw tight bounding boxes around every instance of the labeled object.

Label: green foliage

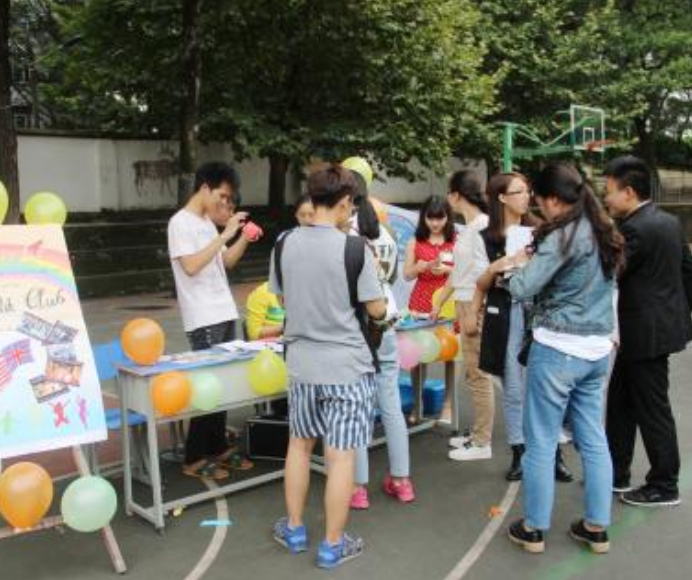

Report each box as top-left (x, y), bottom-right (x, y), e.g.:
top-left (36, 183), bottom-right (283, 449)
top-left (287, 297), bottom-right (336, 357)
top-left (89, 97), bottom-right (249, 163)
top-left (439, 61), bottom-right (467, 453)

top-left (45, 0), bottom-right (496, 179)
top-left (28, 0), bottom-right (692, 175)
top-left (475, 0), bottom-right (692, 166)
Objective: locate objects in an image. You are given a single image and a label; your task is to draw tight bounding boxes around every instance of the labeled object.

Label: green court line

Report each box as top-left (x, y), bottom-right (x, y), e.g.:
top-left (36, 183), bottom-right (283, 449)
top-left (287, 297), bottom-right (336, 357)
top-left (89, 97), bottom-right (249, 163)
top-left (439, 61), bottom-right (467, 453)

top-left (535, 467), bottom-right (691, 580)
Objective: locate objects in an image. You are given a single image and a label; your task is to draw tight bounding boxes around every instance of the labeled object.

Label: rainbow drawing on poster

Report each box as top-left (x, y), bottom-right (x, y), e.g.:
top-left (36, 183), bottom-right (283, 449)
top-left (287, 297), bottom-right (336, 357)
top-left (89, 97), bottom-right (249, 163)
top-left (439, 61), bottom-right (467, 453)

top-left (0, 225), bottom-right (106, 459)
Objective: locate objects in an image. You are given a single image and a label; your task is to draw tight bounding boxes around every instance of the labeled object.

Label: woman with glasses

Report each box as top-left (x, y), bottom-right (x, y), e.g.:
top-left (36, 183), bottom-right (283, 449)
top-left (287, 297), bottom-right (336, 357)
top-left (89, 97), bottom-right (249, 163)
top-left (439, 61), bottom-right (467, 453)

top-left (465, 173), bottom-right (571, 481)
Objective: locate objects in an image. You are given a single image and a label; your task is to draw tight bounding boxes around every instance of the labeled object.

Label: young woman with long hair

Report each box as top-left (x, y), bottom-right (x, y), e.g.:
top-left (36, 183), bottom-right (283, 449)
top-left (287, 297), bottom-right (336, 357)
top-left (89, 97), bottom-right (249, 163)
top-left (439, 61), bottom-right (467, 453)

top-left (503, 162), bottom-right (623, 554)
top-left (432, 171), bottom-right (495, 458)
top-left (403, 195), bottom-right (456, 315)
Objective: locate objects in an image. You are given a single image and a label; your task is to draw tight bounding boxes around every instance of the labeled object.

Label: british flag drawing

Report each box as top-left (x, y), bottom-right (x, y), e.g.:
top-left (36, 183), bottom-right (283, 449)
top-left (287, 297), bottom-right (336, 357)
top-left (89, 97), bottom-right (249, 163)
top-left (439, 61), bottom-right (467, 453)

top-left (2, 339), bottom-right (34, 372)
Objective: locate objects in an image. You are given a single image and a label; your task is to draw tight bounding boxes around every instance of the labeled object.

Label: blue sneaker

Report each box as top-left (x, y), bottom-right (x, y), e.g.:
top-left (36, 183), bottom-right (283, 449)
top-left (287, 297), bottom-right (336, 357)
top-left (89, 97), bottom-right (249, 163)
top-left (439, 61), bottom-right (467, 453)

top-left (316, 533), bottom-right (364, 569)
top-left (272, 517), bottom-right (308, 554)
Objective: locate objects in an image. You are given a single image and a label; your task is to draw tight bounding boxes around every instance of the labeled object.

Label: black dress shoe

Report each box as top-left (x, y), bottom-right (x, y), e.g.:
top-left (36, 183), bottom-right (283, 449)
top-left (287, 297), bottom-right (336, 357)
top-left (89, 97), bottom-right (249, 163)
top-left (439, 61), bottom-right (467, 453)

top-left (621, 485), bottom-right (680, 507)
top-left (555, 447), bottom-right (573, 483)
top-left (508, 519), bottom-right (544, 553)
top-left (506, 444), bottom-right (524, 481)
top-left (569, 519), bottom-right (609, 554)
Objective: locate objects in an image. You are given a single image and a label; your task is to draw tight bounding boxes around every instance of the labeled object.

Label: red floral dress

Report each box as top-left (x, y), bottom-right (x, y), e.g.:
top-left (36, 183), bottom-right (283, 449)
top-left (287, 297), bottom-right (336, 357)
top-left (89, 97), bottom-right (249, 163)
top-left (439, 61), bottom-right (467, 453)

top-left (408, 237), bottom-right (456, 313)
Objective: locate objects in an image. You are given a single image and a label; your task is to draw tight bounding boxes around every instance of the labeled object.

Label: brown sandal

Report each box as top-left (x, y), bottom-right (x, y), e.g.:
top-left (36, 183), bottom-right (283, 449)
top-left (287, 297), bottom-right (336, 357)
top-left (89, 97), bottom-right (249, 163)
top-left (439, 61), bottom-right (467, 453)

top-left (217, 453), bottom-right (254, 471)
top-left (182, 461), bottom-right (229, 481)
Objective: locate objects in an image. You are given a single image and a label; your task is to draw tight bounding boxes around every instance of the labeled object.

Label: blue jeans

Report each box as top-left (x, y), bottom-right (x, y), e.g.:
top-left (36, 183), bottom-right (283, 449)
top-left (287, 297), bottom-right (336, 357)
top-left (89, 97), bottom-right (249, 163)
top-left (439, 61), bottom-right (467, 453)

top-left (522, 342), bottom-right (612, 530)
top-left (355, 330), bottom-right (410, 484)
top-left (503, 302), bottom-right (526, 446)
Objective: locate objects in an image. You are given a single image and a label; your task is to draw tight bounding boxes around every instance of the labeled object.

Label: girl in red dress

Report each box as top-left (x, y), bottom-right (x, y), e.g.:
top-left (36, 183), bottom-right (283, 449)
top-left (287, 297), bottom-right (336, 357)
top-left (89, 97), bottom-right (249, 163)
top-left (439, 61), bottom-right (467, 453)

top-left (404, 195), bottom-right (456, 314)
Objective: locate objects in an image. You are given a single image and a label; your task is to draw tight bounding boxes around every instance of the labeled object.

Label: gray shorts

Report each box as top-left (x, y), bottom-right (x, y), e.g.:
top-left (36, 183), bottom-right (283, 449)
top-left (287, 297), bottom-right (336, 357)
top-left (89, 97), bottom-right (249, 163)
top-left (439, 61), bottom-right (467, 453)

top-left (288, 374), bottom-right (376, 450)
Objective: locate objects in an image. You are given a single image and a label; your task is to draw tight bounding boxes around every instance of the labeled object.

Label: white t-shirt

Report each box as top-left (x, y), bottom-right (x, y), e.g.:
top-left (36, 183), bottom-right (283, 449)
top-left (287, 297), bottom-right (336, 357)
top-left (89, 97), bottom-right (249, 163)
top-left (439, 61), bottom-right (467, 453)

top-left (533, 328), bottom-right (613, 361)
top-left (451, 213), bottom-right (489, 302)
top-left (350, 220), bottom-right (399, 320)
top-left (168, 208), bottom-right (238, 332)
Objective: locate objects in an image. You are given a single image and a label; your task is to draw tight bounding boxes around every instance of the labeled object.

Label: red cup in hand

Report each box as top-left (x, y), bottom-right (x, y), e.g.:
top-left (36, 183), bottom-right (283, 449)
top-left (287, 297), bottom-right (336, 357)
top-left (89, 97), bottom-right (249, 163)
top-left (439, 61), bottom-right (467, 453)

top-left (243, 221), bottom-right (263, 242)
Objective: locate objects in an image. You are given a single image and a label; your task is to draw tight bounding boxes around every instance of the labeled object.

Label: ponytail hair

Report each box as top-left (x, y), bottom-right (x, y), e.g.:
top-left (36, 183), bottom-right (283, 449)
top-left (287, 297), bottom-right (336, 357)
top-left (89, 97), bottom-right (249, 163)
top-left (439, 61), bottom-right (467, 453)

top-left (532, 163), bottom-right (624, 278)
top-left (356, 198), bottom-right (381, 241)
top-left (448, 170), bottom-right (489, 213)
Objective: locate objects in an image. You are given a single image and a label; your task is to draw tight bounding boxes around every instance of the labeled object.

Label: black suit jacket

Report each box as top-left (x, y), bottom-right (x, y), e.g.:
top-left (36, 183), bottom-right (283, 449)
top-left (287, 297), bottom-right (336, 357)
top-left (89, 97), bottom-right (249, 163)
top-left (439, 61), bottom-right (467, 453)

top-left (617, 202), bottom-right (692, 361)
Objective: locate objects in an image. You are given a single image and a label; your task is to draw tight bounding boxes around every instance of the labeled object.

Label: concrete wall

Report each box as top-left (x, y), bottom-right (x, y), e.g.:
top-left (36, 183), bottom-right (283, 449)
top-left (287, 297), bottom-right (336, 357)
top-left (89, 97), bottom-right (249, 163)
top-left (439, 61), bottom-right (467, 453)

top-left (17, 134), bottom-right (485, 211)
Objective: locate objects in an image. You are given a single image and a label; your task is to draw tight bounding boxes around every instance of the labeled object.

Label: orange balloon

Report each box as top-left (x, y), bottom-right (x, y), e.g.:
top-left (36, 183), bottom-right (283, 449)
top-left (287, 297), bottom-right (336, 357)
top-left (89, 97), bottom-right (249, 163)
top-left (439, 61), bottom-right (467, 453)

top-left (369, 197), bottom-right (389, 224)
top-left (0, 462), bottom-right (53, 529)
top-left (121, 318), bottom-right (165, 365)
top-left (151, 371), bottom-right (191, 416)
top-left (435, 326), bottom-right (459, 361)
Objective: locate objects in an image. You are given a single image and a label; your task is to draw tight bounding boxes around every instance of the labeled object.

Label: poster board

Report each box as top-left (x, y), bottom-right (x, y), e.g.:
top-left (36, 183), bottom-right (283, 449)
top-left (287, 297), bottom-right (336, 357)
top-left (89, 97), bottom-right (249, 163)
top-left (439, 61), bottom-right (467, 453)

top-left (0, 225), bottom-right (107, 459)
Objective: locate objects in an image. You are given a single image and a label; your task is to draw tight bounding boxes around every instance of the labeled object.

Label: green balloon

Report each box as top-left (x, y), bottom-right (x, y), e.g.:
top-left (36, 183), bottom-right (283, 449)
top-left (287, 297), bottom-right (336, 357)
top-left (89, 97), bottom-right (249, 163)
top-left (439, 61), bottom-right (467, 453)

top-left (61, 476), bottom-right (117, 533)
top-left (342, 156), bottom-right (374, 186)
top-left (247, 349), bottom-right (287, 396)
top-left (412, 331), bottom-right (441, 364)
top-left (190, 372), bottom-right (223, 411)
top-left (24, 191), bottom-right (67, 225)
top-left (0, 180), bottom-right (8, 224)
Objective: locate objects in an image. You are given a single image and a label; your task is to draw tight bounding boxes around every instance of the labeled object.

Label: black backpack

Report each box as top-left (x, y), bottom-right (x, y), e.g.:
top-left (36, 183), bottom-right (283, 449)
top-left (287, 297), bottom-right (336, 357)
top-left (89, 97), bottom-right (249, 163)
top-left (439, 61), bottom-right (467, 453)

top-left (273, 231), bottom-right (381, 372)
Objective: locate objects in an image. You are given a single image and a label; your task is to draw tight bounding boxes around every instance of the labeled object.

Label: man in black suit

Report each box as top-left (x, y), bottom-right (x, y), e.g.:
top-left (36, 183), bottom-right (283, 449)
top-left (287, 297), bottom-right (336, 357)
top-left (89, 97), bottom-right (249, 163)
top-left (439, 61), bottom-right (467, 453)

top-left (604, 155), bottom-right (692, 507)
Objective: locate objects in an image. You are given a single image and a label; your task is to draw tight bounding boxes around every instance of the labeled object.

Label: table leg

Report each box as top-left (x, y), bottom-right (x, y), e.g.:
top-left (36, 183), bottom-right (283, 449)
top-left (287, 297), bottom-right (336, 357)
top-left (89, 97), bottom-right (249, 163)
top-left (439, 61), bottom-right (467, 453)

top-left (412, 364), bottom-right (427, 423)
top-left (445, 361), bottom-right (459, 433)
top-left (145, 396), bottom-right (165, 531)
top-left (118, 376), bottom-right (133, 516)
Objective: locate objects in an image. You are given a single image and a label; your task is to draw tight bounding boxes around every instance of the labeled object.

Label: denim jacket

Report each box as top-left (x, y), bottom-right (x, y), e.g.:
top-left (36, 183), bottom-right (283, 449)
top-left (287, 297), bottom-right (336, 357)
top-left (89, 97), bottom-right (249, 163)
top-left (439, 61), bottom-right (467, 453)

top-left (508, 218), bottom-right (614, 336)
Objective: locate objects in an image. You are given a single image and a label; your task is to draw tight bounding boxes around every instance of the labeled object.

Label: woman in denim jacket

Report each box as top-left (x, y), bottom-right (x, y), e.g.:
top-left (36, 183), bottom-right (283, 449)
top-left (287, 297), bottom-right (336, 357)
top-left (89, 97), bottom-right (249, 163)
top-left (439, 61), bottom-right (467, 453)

top-left (500, 164), bottom-right (624, 555)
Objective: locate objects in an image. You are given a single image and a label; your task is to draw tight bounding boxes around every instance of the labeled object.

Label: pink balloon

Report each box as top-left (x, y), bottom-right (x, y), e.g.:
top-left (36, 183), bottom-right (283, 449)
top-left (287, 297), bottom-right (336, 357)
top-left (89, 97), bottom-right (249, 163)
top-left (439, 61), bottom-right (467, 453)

top-left (243, 221), bottom-right (263, 242)
top-left (397, 334), bottom-right (421, 371)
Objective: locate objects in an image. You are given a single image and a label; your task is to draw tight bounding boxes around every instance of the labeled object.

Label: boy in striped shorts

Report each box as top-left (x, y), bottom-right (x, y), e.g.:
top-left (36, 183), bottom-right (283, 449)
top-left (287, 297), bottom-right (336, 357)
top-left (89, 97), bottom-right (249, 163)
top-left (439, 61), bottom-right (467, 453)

top-left (269, 166), bottom-right (387, 569)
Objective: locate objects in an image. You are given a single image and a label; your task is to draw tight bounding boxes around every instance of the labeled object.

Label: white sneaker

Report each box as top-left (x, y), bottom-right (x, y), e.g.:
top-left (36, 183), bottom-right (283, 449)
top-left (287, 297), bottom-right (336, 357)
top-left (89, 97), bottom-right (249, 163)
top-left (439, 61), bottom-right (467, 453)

top-left (448, 430), bottom-right (473, 448)
top-left (448, 442), bottom-right (492, 461)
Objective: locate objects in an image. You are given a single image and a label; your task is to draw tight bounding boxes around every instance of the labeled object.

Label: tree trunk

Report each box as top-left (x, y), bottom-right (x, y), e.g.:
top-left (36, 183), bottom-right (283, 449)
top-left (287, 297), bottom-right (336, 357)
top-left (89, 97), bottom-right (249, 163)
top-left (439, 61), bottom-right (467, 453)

top-left (0, 0), bottom-right (20, 223)
top-left (177, 0), bottom-right (203, 206)
top-left (634, 116), bottom-right (662, 201)
top-left (268, 154), bottom-right (289, 224)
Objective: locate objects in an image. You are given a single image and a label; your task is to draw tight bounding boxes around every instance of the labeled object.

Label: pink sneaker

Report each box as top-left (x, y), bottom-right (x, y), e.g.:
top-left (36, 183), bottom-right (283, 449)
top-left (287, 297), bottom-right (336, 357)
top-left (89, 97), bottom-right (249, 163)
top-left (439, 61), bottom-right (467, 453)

top-left (350, 486), bottom-right (370, 510)
top-left (383, 474), bottom-right (416, 503)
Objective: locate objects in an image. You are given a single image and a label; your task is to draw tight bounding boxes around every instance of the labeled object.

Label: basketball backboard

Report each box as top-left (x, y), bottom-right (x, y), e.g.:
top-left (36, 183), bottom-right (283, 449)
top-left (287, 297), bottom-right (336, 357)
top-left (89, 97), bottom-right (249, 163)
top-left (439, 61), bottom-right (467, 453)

top-left (570, 105), bottom-right (606, 152)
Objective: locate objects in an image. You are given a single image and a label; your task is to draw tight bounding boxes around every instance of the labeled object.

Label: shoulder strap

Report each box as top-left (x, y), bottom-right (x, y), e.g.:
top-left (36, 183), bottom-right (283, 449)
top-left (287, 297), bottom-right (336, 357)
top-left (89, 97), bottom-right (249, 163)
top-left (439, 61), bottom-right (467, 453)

top-left (344, 236), bottom-right (380, 373)
top-left (273, 230), bottom-right (293, 293)
top-left (345, 235), bottom-right (366, 308)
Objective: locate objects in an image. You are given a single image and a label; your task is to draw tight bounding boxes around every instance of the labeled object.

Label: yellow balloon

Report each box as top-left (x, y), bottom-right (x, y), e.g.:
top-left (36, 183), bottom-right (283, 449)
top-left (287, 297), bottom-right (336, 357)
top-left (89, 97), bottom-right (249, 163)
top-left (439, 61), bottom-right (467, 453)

top-left (0, 180), bottom-right (8, 224)
top-left (342, 157), bottom-right (374, 187)
top-left (25, 191), bottom-right (67, 225)
top-left (247, 350), bottom-right (288, 396)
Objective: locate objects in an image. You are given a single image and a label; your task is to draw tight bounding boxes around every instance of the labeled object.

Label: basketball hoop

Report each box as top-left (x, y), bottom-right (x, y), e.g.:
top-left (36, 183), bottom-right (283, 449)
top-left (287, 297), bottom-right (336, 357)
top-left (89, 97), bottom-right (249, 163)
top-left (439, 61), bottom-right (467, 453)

top-left (584, 139), bottom-right (614, 152)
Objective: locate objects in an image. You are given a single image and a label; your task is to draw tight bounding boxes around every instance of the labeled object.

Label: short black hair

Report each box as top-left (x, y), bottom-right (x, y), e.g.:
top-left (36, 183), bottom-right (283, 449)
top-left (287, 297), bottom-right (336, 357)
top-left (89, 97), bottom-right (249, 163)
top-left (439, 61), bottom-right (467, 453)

top-left (306, 165), bottom-right (358, 208)
top-left (603, 155), bottom-right (652, 200)
top-left (194, 162), bottom-right (241, 204)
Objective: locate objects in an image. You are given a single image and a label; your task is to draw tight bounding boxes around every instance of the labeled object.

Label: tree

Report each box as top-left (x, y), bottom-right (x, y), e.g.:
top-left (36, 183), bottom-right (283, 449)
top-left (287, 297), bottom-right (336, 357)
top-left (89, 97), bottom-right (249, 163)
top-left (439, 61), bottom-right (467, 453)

top-left (0, 0), bottom-right (20, 224)
top-left (178, 0), bottom-right (203, 204)
top-left (475, 0), bottom-right (692, 173)
top-left (46, 0), bottom-right (497, 212)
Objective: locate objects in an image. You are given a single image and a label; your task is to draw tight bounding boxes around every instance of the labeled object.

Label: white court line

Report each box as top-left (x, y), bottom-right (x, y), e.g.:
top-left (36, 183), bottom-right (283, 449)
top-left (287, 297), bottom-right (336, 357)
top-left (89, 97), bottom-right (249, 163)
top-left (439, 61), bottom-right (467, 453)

top-left (182, 480), bottom-right (229, 580)
top-left (442, 481), bottom-right (521, 580)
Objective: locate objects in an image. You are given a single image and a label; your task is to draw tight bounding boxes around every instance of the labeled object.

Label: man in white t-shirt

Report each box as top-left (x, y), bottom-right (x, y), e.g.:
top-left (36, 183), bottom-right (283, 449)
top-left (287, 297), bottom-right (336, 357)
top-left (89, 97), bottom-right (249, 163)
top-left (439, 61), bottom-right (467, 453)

top-left (167, 161), bottom-right (253, 479)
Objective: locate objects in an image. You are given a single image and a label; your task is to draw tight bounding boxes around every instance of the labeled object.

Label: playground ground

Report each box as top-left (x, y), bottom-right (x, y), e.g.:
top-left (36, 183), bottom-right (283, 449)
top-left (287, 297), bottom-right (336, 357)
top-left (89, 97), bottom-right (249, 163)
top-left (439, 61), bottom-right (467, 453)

top-left (1, 288), bottom-right (691, 580)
